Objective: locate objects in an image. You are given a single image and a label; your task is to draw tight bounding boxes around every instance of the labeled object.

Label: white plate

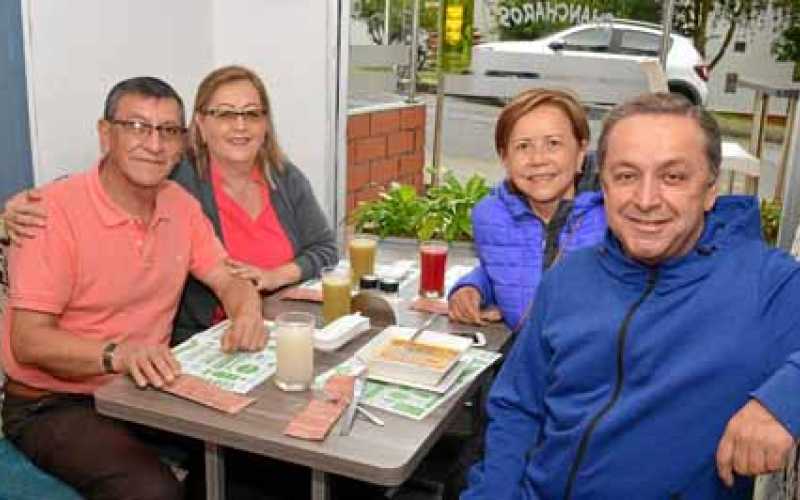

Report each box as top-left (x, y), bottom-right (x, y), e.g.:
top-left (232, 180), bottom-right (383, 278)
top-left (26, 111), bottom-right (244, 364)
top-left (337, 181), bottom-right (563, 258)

top-left (356, 326), bottom-right (473, 388)
top-left (365, 357), bottom-right (467, 394)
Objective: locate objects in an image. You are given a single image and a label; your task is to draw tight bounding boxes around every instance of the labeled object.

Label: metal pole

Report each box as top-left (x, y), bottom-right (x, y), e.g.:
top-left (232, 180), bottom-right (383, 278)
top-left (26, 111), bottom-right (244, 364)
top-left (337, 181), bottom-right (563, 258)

top-left (431, 0), bottom-right (447, 187)
top-left (773, 95), bottom-right (796, 201)
top-left (384, 0), bottom-right (391, 45)
top-left (205, 443), bottom-right (226, 500)
top-left (777, 95), bottom-right (800, 251)
top-left (750, 91), bottom-right (769, 158)
top-left (659, 0), bottom-right (674, 70)
top-left (311, 470), bottom-right (331, 500)
top-left (333, 0), bottom-right (350, 248)
top-left (407, 0), bottom-right (420, 103)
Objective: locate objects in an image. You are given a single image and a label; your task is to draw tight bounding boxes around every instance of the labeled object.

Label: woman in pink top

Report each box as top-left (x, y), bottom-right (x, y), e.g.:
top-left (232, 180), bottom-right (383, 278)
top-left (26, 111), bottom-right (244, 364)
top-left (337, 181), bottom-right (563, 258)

top-left (170, 66), bottom-right (337, 343)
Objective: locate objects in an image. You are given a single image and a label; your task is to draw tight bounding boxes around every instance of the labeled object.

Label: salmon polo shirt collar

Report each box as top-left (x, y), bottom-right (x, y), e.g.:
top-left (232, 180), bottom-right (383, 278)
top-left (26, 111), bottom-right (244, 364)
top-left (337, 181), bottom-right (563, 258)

top-left (90, 160), bottom-right (173, 228)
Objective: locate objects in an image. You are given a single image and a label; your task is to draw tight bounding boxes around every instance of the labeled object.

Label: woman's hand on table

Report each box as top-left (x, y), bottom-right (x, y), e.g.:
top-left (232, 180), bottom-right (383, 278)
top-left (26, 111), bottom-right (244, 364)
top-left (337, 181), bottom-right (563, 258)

top-left (480, 306), bottom-right (503, 323)
top-left (4, 188), bottom-right (47, 245)
top-left (226, 259), bottom-right (294, 292)
top-left (449, 287), bottom-right (502, 325)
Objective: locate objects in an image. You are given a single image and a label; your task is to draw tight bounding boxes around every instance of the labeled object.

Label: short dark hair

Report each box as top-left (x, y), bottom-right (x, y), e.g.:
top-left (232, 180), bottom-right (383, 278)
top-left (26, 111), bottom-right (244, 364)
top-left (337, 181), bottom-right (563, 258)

top-left (597, 93), bottom-right (721, 182)
top-left (103, 76), bottom-right (185, 127)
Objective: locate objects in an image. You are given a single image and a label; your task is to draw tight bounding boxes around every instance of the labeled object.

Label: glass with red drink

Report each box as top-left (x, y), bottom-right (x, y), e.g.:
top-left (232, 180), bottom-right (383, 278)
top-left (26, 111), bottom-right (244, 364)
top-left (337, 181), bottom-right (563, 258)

top-left (419, 240), bottom-right (448, 298)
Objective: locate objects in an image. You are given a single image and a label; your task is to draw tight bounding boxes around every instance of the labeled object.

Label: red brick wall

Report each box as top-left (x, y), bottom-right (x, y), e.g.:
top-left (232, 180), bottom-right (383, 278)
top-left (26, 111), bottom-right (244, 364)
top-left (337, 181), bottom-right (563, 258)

top-left (346, 103), bottom-right (426, 215)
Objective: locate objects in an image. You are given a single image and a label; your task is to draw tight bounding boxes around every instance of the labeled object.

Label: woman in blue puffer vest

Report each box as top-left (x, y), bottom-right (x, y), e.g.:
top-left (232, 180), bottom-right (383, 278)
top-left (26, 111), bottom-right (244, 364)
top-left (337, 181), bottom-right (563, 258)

top-left (448, 88), bottom-right (607, 332)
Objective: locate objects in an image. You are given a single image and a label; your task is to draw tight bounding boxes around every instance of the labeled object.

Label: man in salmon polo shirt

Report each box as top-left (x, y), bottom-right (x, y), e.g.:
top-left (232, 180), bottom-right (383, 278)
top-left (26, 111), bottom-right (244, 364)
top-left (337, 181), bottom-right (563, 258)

top-left (0, 76), bottom-right (265, 500)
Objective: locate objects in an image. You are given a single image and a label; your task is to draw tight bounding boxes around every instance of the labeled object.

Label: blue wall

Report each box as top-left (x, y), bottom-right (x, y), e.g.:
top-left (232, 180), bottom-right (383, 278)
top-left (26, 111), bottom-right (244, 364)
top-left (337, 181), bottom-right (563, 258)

top-left (0, 0), bottom-right (34, 204)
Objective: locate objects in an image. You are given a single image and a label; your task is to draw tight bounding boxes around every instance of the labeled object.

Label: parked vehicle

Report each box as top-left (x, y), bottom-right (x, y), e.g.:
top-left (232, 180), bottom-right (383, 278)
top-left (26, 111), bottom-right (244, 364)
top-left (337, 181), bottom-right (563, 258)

top-left (472, 19), bottom-right (709, 105)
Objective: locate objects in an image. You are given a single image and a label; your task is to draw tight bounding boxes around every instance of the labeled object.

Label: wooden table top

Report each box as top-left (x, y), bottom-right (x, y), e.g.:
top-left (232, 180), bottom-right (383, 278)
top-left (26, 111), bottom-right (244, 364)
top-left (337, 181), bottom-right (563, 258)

top-left (95, 241), bottom-right (510, 486)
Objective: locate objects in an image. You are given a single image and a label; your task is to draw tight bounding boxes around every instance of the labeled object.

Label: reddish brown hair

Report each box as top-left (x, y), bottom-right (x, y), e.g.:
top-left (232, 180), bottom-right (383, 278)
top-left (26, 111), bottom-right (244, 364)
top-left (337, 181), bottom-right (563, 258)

top-left (495, 88), bottom-right (590, 157)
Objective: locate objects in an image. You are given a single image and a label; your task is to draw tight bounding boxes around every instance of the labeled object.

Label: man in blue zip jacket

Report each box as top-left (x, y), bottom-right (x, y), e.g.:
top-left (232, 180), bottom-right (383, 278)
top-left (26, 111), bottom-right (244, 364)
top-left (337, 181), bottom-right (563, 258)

top-left (462, 93), bottom-right (800, 499)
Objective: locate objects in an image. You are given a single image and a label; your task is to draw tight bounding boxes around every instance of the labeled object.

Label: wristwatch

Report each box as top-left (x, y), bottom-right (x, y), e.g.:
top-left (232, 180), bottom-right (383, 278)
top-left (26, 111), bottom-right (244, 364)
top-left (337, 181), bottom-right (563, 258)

top-left (102, 342), bottom-right (118, 374)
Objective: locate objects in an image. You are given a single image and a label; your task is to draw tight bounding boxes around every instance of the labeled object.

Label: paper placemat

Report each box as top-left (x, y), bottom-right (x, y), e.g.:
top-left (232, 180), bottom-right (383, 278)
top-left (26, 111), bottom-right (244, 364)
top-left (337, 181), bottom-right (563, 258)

top-left (315, 348), bottom-right (501, 420)
top-left (410, 297), bottom-right (449, 315)
top-left (171, 320), bottom-right (276, 394)
top-left (162, 374), bottom-right (256, 414)
top-left (284, 375), bottom-right (354, 440)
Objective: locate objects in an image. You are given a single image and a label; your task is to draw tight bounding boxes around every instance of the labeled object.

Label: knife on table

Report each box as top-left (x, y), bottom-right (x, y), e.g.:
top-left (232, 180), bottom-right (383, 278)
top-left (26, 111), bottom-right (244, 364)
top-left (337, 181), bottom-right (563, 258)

top-left (340, 375), bottom-right (366, 436)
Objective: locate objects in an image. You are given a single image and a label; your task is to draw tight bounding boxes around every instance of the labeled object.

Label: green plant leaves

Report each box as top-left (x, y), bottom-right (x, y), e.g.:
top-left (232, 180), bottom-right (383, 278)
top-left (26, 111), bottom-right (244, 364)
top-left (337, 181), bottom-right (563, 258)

top-left (351, 171), bottom-right (490, 241)
top-left (760, 198), bottom-right (782, 247)
top-left (352, 183), bottom-right (424, 238)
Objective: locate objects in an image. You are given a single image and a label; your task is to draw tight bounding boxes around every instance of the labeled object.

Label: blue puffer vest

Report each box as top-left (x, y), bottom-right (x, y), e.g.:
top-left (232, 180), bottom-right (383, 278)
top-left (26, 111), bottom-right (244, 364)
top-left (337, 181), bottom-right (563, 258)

top-left (450, 180), bottom-right (606, 331)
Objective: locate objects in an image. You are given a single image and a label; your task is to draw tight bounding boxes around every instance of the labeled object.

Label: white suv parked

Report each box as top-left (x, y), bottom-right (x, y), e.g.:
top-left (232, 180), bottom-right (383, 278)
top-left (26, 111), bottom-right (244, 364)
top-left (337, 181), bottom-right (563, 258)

top-left (472, 19), bottom-right (709, 105)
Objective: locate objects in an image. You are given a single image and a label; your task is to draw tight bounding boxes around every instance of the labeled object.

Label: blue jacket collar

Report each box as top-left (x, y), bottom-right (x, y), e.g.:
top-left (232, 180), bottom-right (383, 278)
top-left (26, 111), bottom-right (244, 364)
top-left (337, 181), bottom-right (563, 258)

top-left (597, 195), bottom-right (761, 292)
top-left (497, 179), bottom-right (603, 221)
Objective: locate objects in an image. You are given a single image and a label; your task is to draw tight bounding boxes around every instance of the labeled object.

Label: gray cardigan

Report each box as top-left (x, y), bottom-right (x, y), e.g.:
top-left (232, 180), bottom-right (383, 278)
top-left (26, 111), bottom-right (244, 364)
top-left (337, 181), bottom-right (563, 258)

top-left (170, 159), bottom-right (337, 345)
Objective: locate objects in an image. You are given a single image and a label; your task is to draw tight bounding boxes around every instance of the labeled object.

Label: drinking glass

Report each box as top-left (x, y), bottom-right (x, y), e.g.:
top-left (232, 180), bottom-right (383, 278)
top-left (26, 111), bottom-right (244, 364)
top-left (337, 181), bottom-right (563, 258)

top-left (274, 312), bottom-right (315, 392)
top-left (321, 266), bottom-right (352, 324)
top-left (419, 240), bottom-right (448, 298)
top-left (348, 234), bottom-right (378, 287)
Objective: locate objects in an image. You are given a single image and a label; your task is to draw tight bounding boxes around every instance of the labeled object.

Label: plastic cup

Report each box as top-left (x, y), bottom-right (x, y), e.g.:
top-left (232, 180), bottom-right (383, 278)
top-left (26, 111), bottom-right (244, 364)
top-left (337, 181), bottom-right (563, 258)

top-left (274, 312), bottom-right (315, 392)
top-left (419, 240), bottom-right (448, 299)
top-left (321, 266), bottom-right (352, 324)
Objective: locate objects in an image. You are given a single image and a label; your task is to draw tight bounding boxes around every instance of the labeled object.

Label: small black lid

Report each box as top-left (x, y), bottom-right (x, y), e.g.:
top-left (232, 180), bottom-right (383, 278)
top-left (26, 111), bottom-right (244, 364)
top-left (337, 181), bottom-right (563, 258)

top-left (378, 278), bottom-right (400, 293)
top-left (359, 274), bottom-right (379, 289)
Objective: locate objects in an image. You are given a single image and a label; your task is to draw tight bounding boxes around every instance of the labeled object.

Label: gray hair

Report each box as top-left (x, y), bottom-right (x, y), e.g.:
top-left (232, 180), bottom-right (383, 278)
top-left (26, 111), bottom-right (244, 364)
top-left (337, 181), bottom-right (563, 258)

top-left (597, 93), bottom-right (721, 183)
top-left (103, 76), bottom-right (185, 127)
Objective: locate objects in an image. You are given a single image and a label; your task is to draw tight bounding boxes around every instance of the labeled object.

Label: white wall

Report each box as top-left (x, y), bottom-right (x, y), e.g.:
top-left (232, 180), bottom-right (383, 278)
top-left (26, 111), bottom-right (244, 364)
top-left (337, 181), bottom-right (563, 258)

top-left (23, 0), bottom-right (213, 184)
top-left (23, 0), bottom-right (339, 219)
top-left (211, 0), bottom-right (337, 218)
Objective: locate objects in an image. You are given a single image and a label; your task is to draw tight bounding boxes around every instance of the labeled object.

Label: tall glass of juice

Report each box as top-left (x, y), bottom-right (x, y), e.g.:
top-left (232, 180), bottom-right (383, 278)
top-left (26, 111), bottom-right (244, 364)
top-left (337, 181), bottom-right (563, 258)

top-left (274, 311), bottom-right (315, 392)
top-left (321, 266), bottom-right (351, 324)
top-left (349, 234), bottom-right (377, 287)
top-left (419, 240), bottom-right (448, 298)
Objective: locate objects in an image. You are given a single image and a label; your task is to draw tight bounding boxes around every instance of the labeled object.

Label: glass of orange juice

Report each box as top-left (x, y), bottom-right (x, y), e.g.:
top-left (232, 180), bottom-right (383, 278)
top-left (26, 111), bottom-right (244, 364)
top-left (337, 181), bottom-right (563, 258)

top-left (321, 266), bottom-right (352, 324)
top-left (349, 234), bottom-right (378, 288)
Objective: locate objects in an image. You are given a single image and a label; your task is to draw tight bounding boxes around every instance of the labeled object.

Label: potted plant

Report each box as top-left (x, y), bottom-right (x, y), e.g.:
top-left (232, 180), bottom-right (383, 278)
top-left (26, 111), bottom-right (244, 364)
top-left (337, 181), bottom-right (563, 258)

top-left (351, 171), bottom-right (490, 244)
top-left (760, 198), bottom-right (782, 246)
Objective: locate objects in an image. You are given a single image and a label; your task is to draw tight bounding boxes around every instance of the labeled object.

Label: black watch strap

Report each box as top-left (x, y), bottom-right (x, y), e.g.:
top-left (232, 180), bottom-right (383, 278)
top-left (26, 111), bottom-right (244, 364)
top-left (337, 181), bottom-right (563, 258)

top-left (102, 342), bottom-right (118, 374)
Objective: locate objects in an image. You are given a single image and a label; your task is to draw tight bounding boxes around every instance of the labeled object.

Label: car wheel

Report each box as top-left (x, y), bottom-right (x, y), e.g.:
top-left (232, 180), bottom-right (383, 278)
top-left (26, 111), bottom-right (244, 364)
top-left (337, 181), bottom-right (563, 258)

top-left (668, 83), bottom-right (699, 105)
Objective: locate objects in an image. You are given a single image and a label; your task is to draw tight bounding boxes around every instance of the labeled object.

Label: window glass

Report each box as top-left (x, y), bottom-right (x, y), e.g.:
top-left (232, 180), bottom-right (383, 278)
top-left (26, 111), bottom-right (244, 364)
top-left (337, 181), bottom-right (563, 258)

top-left (343, 1), bottom-right (799, 234)
top-left (563, 28), bottom-right (612, 51)
top-left (346, 0), bottom-right (431, 216)
top-left (619, 30), bottom-right (660, 56)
